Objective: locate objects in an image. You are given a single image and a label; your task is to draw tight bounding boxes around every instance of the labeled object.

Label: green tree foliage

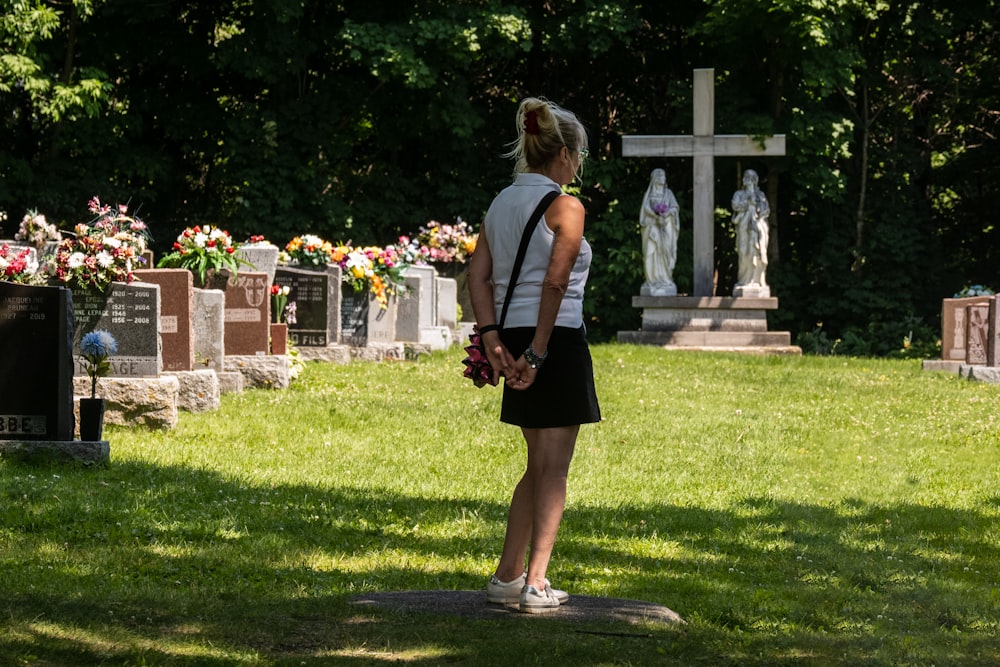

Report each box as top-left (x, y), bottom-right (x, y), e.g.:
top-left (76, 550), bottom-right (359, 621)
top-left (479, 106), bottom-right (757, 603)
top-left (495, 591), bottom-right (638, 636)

top-left (0, 0), bottom-right (996, 349)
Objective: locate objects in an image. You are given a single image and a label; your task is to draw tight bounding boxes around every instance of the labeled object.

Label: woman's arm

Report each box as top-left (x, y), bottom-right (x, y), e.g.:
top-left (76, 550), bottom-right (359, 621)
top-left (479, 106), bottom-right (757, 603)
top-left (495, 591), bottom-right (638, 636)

top-left (508, 194), bottom-right (585, 388)
top-left (467, 226), bottom-right (515, 383)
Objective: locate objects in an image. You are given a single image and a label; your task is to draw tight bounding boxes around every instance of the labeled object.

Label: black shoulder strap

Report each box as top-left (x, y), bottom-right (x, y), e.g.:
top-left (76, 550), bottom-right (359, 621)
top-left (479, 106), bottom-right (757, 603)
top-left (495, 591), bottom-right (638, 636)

top-left (498, 190), bottom-right (561, 328)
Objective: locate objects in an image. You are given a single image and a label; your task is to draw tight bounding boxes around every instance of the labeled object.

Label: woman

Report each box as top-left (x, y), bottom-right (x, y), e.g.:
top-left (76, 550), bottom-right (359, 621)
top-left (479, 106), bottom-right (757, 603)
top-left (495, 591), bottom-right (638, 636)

top-left (468, 97), bottom-right (601, 614)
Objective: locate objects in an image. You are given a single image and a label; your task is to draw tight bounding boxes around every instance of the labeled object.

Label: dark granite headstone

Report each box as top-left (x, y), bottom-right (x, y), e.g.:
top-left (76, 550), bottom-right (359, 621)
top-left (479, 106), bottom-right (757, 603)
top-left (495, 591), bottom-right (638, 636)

top-left (0, 283), bottom-right (74, 440)
top-left (274, 265), bottom-right (341, 347)
top-left (341, 288), bottom-right (396, 346)
top-left (134, 269), bottom-right (194, 371)
top-left (340, 288), bottom-right (369, 347)
top-left (222, 271), bottom-right (270, 355)
top-left (72, 282), bottom-right (161, 377)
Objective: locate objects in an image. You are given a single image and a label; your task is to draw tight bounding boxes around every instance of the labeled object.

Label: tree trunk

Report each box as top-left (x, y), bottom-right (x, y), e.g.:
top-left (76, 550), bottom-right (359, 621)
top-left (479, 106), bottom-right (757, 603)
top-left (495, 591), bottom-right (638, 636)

top-left (854, 84), bottom-right (870, 272)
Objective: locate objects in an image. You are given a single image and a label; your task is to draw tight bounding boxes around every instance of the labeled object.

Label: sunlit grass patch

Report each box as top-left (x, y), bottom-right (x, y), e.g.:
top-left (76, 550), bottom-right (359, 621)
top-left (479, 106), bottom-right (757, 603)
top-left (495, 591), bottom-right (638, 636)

top-left (2, 345), bottom-right (999, 665)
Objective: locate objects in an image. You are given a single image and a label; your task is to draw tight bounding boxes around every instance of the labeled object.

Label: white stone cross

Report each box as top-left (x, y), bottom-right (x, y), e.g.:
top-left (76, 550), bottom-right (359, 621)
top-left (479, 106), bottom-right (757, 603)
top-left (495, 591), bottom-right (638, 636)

top-left (623, 68), bottom-right (785, 297)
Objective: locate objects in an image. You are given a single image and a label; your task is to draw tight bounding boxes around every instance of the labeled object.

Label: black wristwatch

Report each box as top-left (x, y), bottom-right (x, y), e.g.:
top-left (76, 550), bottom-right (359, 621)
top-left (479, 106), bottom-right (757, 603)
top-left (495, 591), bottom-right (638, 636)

top-left (523, 343), bottom-right (548, 369)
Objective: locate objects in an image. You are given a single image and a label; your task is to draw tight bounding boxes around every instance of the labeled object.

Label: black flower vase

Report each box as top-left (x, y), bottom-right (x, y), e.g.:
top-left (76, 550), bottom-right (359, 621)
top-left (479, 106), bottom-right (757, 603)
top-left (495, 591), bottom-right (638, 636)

top-left (79, 397), bottom-right (106, 441)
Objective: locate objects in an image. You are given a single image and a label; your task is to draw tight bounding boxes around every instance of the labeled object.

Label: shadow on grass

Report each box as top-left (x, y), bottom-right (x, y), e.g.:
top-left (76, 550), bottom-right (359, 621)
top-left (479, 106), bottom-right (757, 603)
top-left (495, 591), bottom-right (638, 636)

top-left (2, 458), bottom-right (999, 665)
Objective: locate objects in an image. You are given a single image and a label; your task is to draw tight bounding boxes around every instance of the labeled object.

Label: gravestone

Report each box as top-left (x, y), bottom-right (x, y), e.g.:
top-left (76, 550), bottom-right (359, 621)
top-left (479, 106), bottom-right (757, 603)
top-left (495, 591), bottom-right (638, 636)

top-left (72, 282), bottom-right (161, 377)
top-left (1, 244), bottom-right (40, 273)
top-left (0, 283), bottom-right (74, 441)
top-left (988, 299), bottom-right (1000, 366)
top-left (341, 288), bottom-right (397, 347)
top-left (2, 240), bottom-right (60, 259)
top-left (221, 270), bottom-right (270, 356)
top-left (941, 297), bottom-right (992, 362)
top-left (237, 242), bottom-right (280, 285)
top-left (193, 288), bottom-right (225, 372)
top-left (396, 265), bottom-right (451, 350)
top-left (965, 303), bottom-right (990, 365)
top-left (273, 265), bottom-right (342, 347)
top-left (134, 268), bottom-right (194, 372)
top-left (437, 276), bottom-right (458, 332)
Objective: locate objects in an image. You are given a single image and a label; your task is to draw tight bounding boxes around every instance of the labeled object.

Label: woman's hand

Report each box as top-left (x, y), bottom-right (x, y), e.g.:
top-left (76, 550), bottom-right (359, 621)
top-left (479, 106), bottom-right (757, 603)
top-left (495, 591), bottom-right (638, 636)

top-left (482, 331), bottom-right (515, 386)
top-left (504, 357), bottom-right (538, 391)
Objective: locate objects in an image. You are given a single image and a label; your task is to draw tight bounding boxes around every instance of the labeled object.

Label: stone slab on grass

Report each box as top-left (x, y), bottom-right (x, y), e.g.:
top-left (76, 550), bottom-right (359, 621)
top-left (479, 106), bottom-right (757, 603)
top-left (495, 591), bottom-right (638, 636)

top-left (224, 355), bottom-right (290, 389)
top-left (350, 590), bottom-right (685, 626)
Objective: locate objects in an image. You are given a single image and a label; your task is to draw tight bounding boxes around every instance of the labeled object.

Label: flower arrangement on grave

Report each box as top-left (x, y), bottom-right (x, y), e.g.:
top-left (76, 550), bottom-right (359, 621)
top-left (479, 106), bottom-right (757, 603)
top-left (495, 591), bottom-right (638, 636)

top-left (157, 224), bottom-right (247, 286)
top-left (270, 284), bottom-right (293, 323)
top-left (80, 329), bottom-right (117, 399)
top-left (330, 243), bottom-right (407, 309)
top-left (954, 284), bottom-right (994, 298)
top-left (15, 210), bottom-right (62, 250)
top-left (48, 196), bottom-right (150, 292)
top-left (398, 218), bottom-right (477, 266)
top-left (284, 234), bottom-right (335, 267)
top-left (0, 243), bottom-right (41, 284)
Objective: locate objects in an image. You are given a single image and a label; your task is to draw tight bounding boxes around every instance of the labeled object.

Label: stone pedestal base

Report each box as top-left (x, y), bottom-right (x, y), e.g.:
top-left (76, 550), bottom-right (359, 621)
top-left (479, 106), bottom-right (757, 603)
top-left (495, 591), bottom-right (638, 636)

top-left (0, 440), bottom-right (110, 465)
top-left (224, 355), bottom-right (291, 389)
top-left (733, 284), bottom-right (771, 298)
top-left (618, 296), bottom-right (800, 354)
top-left (297, 345), bottom-right (353, 364)
top-left (165, 369), bottom-right (221, 412)
top-left (640, 281), bottom-right (678, 297)
top-left (73, 377), bottom-right (180, 431)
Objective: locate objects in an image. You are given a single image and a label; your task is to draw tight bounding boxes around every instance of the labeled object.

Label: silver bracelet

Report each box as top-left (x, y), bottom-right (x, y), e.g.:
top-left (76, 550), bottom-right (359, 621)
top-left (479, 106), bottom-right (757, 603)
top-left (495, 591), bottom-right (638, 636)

top-left (523, 343), bottom-right (548, 369)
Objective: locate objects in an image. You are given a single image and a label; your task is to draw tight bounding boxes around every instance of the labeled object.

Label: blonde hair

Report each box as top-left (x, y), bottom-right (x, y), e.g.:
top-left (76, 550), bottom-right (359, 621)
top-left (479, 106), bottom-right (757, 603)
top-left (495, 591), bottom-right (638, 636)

top-left (505, 97), bottom-right (587, 175)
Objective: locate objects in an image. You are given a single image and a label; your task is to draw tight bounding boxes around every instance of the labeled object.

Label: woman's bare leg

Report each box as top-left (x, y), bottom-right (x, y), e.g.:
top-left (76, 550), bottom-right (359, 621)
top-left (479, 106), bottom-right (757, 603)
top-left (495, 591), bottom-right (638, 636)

top-left (494, 425), bottom-right (578, 588)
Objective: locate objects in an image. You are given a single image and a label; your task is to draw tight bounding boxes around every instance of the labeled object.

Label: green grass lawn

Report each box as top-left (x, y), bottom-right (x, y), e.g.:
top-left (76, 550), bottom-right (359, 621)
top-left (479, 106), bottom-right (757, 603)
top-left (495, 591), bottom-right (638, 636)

top-left (2, 344), bottom-right (999, 666)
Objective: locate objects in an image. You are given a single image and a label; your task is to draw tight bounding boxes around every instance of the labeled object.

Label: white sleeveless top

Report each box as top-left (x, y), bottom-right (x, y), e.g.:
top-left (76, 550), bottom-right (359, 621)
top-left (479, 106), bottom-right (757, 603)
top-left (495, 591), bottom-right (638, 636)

top-left (483, 173), bottom-right (592, 328)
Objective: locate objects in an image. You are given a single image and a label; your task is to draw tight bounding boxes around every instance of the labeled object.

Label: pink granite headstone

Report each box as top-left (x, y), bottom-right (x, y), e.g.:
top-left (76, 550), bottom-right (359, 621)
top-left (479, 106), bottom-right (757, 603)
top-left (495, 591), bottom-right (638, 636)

top-left (221, 271), bottom-right (270, 355)
top-left (941, 297), bottom-right (992, 362)
top-left (965, 303), bottom-right (990, 365)
top-left (134, 269), bottom-right (194, 371)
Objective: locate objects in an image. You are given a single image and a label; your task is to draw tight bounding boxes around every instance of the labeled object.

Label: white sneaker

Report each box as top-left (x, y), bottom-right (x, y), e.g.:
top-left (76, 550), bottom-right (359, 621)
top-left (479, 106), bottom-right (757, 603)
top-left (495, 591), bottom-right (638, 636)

top-left (545, 578), bottom-right (570, 605)
top-left (487, 573), bottom-right (569, 605)
top-left (519, 584), bottom-right (560, 614)
top-left (486, 573), bottom-right (525, 604)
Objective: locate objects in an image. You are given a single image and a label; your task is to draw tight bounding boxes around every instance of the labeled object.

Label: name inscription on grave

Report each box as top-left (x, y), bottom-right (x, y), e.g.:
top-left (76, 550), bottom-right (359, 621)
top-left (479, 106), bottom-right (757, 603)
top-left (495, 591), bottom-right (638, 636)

top-left (274, 269), bottom-right (333, 347)
top-left (0, 415), bottom-right (47, 435)
top-left (72, 283), bottom-right (161, 377)
top-left (1, 295), bottom-right (48, 320)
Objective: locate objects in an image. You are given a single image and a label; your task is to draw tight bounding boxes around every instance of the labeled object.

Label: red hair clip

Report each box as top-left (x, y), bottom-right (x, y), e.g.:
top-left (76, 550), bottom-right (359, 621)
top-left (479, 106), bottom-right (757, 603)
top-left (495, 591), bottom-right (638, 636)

top-left (524, 110), bottom-right (540, 135)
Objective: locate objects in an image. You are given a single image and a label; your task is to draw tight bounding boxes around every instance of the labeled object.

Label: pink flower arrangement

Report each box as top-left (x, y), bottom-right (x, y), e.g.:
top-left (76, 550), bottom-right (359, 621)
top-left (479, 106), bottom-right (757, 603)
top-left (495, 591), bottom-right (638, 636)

top-left (399, 218), bottom-right (477, 265)
top-left (48, 197), bottom-right (149, 292)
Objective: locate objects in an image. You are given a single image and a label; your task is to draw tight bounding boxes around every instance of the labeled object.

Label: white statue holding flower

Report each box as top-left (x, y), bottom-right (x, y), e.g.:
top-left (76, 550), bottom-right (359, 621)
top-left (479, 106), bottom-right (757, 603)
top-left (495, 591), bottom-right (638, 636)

top-left (640, 168), bottom-right (680, 296)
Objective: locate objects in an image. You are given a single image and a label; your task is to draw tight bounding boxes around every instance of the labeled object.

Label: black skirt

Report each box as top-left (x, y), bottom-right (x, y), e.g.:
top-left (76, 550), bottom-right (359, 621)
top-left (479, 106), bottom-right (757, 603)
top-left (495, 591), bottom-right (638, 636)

top-left (499, 326), bottom-right (601, 428)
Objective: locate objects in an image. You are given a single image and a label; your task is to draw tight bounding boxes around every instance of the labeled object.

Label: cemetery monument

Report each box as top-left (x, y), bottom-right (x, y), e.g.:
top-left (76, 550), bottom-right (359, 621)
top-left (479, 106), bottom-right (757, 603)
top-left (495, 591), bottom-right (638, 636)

top-left (618, 67), bottom-right (798, 353)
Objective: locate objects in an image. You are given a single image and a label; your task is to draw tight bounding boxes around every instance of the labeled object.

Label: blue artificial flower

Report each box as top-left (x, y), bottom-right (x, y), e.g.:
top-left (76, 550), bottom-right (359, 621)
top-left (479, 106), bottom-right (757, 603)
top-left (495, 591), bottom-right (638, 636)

top-left (80, 330), bottom-right (118, 358)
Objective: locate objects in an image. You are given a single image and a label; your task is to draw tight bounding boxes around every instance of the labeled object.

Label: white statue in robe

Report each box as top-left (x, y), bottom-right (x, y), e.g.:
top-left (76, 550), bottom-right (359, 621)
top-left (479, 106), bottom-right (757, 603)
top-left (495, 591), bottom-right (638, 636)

top-left (732, 169), bottom-right (770, 297)
top-left (639, 168), bottom-right (680, 297)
